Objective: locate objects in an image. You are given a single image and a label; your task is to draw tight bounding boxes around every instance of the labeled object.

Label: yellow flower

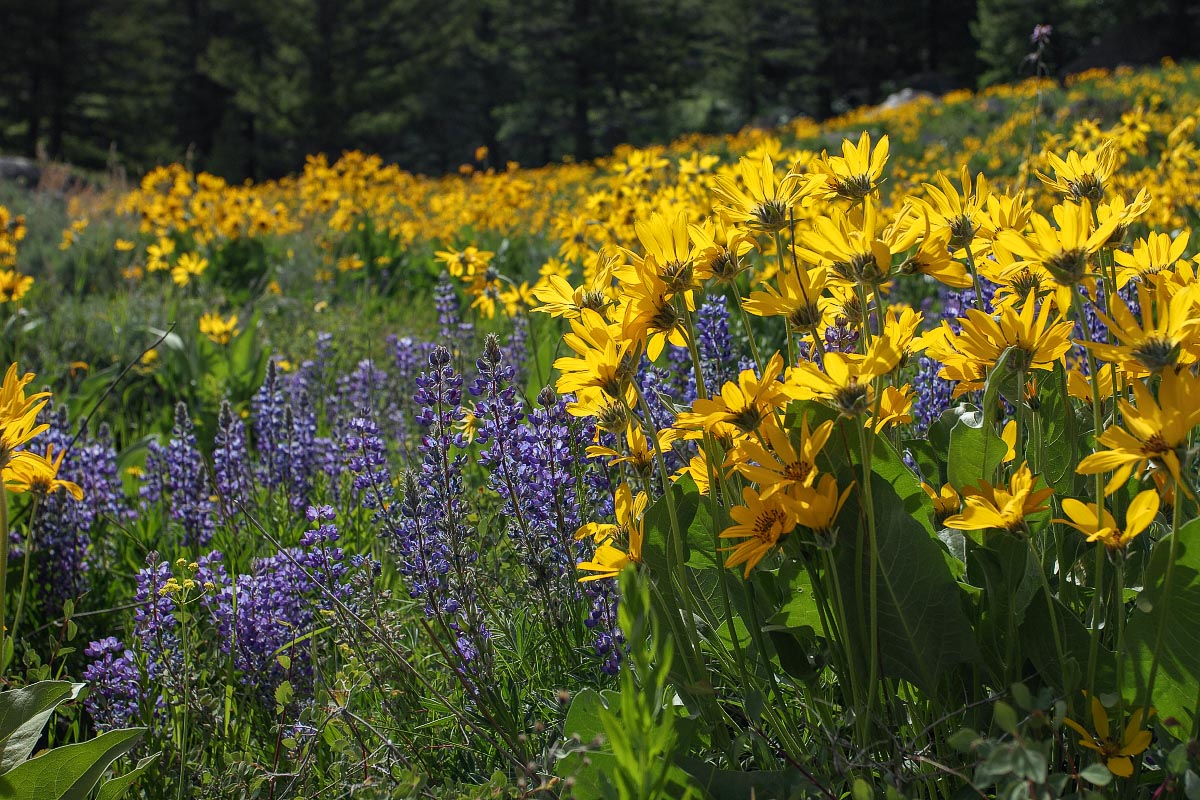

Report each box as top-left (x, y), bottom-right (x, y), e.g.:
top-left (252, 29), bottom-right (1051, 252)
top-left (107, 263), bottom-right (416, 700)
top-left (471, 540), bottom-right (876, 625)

top-left (199, 312), bottom-right (240, 345)
top-left (114, 238), bottom-right (136, 252)
top-left (676, 353), bottom-right (791, 438)
top-left (4, 445), bottom-right (83, 500)
top-left (434, 245), bottom-right (493, 279)
top-left (919, 292), bottom-right (1074, 396)
top-left (586, 424), bottom-right (677, 476)
top-left (1057, 488), bottom-right (1159, 551)
top-left (171, 252), bottom-right (209, 286)
top-left (1036, 140), bottom-right (1119, 202)
top-left (912, 166), bottom-right (992, 250)
top-left (943, 463), bottom-right (1054, 534)
top-left (616, 260), bottom-right (689, 361)
top-left (731, 414), bottom-right (834, 493)
top-left (625, 211), bottom-right (701, 291)
top-left (867, 384), bottom-right (913, 433)
top-left (922, 482), bottom-right (962, 527)
top-left (808, 131), bottom-right (890, 202)
top-left (785, 341), bottom-right (902, 417)
top-left (1114, 230), bottom-right (1190, 287)
top-left (553, 309), bottom-right (637, 402)
top-left (797, 199), bottom-right (896, 288)
top-left (742, 264), bottom-right (830, 334)
top-left (689, 215), bottom-right (755, 284)
top-left (721, 485), bottom-right (801, 577)
top-left (336, 254), bottom-right (364, 273)
top-left (995, 200), bottom-right (1118, 286)
top-left (1077, 368), bottom-right (1200, 495)
top-left (711, 153), bottom-right (810, 233)
top-left (0, 270), bottom-right (33, 303)
top-left (146, 237), bottom-right (175, 272)
top-left (577, 483), bottom-right (647, 581)
top-left (792, 473), bottom-right (854, 547)
top-left (1080, 276), bottom-right (1198, 374)
top-left (1063, 694), bottom-right (1153, 778)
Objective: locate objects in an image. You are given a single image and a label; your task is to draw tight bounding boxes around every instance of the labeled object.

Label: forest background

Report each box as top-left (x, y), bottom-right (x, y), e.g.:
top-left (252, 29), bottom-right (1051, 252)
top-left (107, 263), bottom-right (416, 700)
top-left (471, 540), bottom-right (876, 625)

top-left (1, 0), bottom-right (1198, 180)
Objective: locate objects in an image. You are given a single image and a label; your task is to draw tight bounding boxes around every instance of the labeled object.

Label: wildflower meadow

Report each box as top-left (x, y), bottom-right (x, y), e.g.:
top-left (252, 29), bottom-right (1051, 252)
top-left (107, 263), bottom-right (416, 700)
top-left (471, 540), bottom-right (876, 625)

top-left (2, 44), bottom-right (1200, 800)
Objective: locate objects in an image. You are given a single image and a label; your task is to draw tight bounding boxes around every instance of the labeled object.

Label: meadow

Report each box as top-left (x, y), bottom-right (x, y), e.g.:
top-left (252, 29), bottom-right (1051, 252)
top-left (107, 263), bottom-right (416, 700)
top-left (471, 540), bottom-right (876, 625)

top-left (0, 59), bottom-right (1199, 799)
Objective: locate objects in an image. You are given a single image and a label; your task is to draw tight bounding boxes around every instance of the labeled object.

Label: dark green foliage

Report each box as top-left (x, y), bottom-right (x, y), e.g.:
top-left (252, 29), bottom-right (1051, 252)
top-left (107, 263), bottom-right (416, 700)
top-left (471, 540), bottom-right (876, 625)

top-left (1, 0), bottom-right (1193, 179)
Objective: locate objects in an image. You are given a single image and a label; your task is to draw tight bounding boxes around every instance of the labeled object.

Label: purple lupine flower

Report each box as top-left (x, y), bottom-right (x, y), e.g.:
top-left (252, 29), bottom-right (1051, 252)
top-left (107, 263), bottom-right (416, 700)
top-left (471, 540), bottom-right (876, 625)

top-left (665, 344), bottom-right (695, 403)
top-left (912, 354), bottom-right (955, 434)
top-left (253, 362), bottom-right (318, 508)
top-left (141, 404), bottom-right (215, 547)
top-left (435, 277), bottom-right (474, 357)
top-left (82, 637), bottom-right (142, 731)
top-left (232, 549), bottom-right (316, 689)
top-left (395, 345), bottom-right (489, 668)
top-left (133, 553), bottom-right (179, 683)
top-left (344, 416), bottom-right (394, 512)
top-left (299, 504), bottom-right (350, 604)
top-left (503, 313), bottom-right (529, 384)
top-left (696, 299), bottom-right (737, 393)
top-left (213, 400), bottom-right (253, 521)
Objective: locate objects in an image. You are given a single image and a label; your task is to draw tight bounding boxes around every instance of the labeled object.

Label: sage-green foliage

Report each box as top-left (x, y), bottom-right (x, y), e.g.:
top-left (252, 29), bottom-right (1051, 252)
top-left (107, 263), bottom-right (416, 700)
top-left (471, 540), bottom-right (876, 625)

top-left (0, 681), bottom-right (153, 800)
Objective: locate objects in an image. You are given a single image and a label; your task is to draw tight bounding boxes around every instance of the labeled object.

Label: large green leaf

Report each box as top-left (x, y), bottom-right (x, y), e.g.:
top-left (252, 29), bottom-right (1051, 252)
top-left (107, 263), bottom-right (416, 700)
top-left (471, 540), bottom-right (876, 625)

top-left (0, 681), bottom-right (84, 774)
top-left (835, 435), bottom-right (979, 694)
top-left (1123, 521), bottom-right (1200, 733)
top-left (969, 535), bottom-right (1041, 682)
top-left (947, 408), bottom-right (1006, 492)
top-left (1028, 363), bottom-right (1078, 494)
top-left (0, 728), bottom-right (145, 800)
top-left (96, 753), bottom-right (160, 800)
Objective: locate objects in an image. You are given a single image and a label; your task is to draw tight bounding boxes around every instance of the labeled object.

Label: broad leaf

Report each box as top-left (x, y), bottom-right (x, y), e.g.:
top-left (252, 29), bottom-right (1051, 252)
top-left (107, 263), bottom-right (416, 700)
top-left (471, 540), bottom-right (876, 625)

top-left (96, 753), bottom-right (160, 800)
top-left (1028, 363), bottom-right (1078, 494)
top-left (0, 727), bottom-right (145, 800)
top-left (835, 435), bottom-right (979, 693)
top-left (1123, 521), bottom-right (1200, 733)
top-left (947, 407), bottom-right (1005, 492)
top-left (0, 681), bottom-right (84, 774)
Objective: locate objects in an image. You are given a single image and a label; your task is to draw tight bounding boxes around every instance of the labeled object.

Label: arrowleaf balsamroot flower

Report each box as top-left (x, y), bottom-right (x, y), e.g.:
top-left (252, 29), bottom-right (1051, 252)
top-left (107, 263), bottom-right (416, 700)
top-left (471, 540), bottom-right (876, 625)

top-left (4, 444), bottom-right (83, 499)
top-left (1079, 276), bottom-right (1199, 375)
top-left (1057, 488), bottom-right (1160, 551)
top-left (732, 415), bottom-right (834, 494)
top-left (1036, 140), bottom-right (1119, 202)
top-left (1063, 694), bottom-right (1153, 778)
top-left (995, 200), bottom-right (1118, 288)
top-left (721, 485), bottom-right (801, 577)
top-left (676, 352), bottom-right (790, 438)
top-left (1077, 367), bottom-right (1200, 495)
top-left (918, 291), bottom-right (1074, 395)
top-left (576, 483), bottom-right (647, 581)
top-left (711, 153), bottom-right (810, 234)
top-left (786, 340), bottom-right (903, 417)
top-left (943, 463), bottom-right (1054, 535)
top-left (200, 312), bottom-right (240, 345)
top-left (807, 131), bottom-right (890, 202)
top-left (741, 264), bottom-right (831, 335)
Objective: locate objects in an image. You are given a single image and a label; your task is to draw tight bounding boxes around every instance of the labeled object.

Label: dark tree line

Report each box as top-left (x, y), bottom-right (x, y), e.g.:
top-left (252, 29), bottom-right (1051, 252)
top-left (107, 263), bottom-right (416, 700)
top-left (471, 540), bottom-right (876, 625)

top-left (0, 0), bottom-right (1195, 179)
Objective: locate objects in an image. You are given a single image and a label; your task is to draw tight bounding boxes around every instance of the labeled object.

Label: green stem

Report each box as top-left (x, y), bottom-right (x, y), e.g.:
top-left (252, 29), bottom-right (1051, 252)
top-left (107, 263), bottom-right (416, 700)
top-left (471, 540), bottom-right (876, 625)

top-left (10, 495), bottom-right (39, 646)
top-left (855, 421), bottom-right (880, 746)
top-left (0, 482), bottom-right (8, 673)
top-left (1145, 486), bottom-right (1185, 708)
top-left (1072, 287), bottom-right (1107, 706)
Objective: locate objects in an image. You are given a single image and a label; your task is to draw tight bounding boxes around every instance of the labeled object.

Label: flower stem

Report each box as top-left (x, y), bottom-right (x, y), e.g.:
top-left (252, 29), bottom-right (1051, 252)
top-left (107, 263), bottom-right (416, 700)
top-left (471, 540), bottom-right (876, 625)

top-left (855, 420), bottom-right (880, 745)
top-left (10, 495), bottom-right (39, 646)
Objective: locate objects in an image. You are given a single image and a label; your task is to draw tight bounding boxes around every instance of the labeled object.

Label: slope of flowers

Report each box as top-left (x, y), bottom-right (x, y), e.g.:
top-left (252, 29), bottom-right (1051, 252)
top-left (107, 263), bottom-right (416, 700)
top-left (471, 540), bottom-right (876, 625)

top-left (0, 60), bottom-right (1199, 799)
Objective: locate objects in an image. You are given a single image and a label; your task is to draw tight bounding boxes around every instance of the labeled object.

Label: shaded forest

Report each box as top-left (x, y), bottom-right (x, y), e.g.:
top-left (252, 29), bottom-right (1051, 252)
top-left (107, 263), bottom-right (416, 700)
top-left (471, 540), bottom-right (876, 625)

top-left (0, 0), bottom-right (1196, 179)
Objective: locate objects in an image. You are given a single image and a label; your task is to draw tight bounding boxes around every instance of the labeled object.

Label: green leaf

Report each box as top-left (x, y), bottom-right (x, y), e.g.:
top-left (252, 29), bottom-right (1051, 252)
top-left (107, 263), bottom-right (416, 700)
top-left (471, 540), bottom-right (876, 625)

top-left (0, 728), bottom-right (144, 800)
top-left (1079, 762), bottom-right (1113, 787)
top-left (96, 753), bottom-right (160, 800)
top-left (1123, 520), bottom-right (1200, 733)
top-left (835, 450), bottom-right (979, 694)
top-left (993, 701), bottom-right (1019, 736)
top-left (0, 681), bottom-right (85, 774)
top-left (1029, 362), bottom-right (1079, 494)
top-left (947, 407), bottom-right (1005, 492)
